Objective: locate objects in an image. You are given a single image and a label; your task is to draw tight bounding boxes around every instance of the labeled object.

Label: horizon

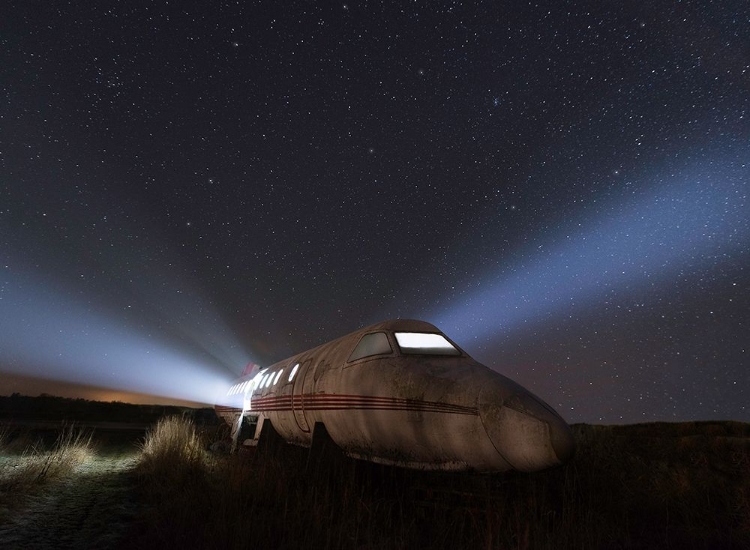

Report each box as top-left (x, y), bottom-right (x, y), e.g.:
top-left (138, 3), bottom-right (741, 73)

top-left (0, 373), bottom-right (210, 409)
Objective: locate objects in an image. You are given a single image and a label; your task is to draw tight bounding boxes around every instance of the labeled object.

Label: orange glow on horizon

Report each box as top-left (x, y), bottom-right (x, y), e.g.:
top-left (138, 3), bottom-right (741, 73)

top-left (0, 372), bottom-right (209, 408)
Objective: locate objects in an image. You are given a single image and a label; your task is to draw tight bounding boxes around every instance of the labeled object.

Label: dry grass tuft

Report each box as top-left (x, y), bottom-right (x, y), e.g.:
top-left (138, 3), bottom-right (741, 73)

top-left (0, 424), bottom-right (9, 452)
top-left (36, 424), bottom-right (94, 482)
top-left (136, 415), bottom-right (208, 489)
top-left (0, 424), bottom-right (94, 493)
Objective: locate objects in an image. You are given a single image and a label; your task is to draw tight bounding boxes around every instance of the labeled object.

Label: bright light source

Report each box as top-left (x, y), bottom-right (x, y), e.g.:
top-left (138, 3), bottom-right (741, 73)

top-left (394, 332), bottom-right (460, 355)
top-left (289, 363), bottom-right (299, 382)
top-left (265, 373), bottom-right (274, 388)
top-left (0, 270), bottom-right (255, 406)
top-left (250, 372), bottom-right (262, 392)
top-left (273, 370), bottom-right (283, 385)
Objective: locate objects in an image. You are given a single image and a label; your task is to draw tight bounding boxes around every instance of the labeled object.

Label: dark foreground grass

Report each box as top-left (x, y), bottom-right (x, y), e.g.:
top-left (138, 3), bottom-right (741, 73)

top-left (129, 418), bottom-right (750, 550)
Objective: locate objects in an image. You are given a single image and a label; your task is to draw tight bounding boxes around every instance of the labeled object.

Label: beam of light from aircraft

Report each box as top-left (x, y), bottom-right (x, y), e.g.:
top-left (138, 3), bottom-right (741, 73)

top-left (427, 150), bottom-right (749, 345)
top-left (0, 270), bottom-right (252, 405)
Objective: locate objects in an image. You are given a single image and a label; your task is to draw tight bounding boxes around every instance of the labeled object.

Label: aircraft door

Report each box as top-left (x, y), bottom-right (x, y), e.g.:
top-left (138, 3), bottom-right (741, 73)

top-left (292, 359), bottom-right (313, 433)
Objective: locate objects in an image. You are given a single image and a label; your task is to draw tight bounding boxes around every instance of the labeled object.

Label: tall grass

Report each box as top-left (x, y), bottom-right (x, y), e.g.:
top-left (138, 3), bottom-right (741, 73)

top-left (0, 424), bottom-right (94, 494)
top-left (127, 420), bottom-right (750, 550)
top-left (136, 415), bottom-right (208, 490)
top-left (0, 424), bottom-right (9, 452)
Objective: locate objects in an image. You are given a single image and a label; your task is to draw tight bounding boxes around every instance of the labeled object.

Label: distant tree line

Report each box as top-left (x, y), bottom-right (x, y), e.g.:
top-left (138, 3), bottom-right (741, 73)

top-left (0, 393), bottom-right (216, 424)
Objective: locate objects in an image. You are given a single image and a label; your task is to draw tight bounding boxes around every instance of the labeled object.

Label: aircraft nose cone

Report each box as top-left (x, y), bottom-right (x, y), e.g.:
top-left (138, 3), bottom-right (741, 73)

top-left (479, 381), bottom-right (574, 471)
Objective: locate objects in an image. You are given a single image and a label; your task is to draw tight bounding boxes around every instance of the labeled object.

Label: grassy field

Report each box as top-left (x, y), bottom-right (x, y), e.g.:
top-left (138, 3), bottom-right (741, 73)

top-left (125, 417), bottom-right (750, 550)
top-left (1, 403), bottom-right (748, 549)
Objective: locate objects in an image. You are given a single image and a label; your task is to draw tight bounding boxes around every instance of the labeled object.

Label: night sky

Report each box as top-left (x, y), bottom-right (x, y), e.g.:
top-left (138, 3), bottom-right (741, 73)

top-left (1, 1), bottom-right (748, 423)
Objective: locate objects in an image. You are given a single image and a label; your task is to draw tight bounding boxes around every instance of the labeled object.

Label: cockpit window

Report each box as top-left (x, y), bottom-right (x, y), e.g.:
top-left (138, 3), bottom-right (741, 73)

top-left (348, 332), bottom-right (392, 362)
top-left (394, 332), bottom-right (461, 355)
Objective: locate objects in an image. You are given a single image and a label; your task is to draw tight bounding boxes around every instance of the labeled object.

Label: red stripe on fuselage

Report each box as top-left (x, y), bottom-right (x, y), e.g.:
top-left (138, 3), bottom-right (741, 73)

top-left (237, 394), bottom-right (478, 416)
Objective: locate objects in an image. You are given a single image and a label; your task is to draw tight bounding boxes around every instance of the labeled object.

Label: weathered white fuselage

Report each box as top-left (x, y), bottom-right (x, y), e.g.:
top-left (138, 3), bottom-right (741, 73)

top-left (215, 319), bottom-right (574, 472)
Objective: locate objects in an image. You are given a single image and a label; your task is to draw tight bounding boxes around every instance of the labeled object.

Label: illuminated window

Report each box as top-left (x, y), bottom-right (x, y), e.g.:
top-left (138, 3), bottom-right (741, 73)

top-left (259, 374), bottom-right (268, 389)
top-left (394, 332), bottom-right (461, 355)
top-left (242, 381), bottom-right (250, 393)
top-left (265, 373), bottom-right (274, 388)
top-left (252, 371), bottom-right (263, 391)
top-left (288, 363), bottom-right (299, 382)
top-left (273, 370), bottom-right (283, 385)
top-left (348, 332), bottom-right (392, 362)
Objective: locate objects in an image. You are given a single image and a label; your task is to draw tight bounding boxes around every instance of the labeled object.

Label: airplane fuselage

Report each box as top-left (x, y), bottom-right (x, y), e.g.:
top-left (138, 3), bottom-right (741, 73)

top-left (215, 319), bottom-right (574, 472)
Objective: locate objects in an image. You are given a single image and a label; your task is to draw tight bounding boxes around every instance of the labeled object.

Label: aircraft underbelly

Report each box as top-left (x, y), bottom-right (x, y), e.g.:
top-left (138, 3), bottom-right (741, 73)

top-left (328, 408), bottom-right (507, 470)
top-left (303, 369), bottom-right (507, 471)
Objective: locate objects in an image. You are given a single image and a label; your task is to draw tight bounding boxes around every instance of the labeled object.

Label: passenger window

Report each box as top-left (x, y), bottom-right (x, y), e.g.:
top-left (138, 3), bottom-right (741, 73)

top-left (288, 363), bottom-right (299, 382)
top-left (348, 332), bottom-right (392, 362)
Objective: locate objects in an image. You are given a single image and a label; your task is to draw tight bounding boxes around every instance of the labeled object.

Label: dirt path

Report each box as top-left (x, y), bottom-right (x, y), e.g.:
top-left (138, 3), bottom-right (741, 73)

top-left (0, 454), bottom-right (139, 549)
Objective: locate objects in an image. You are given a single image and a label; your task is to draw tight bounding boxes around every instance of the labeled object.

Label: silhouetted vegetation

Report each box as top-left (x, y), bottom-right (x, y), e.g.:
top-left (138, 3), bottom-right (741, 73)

top-left (0, 393), bottom-right (215, 424)
top-left (127, 418), bottom-right (750, 550)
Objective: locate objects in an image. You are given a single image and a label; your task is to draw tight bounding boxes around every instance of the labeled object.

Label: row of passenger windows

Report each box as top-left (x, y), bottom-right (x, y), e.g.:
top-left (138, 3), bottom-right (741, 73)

top-left (226, 332), bottom-right (458, 395)
top-left (226, 362), bottom-right (300, 396)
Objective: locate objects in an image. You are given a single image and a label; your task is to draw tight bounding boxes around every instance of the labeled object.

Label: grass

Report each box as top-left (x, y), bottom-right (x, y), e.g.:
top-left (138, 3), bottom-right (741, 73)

top-left (137, 415), bottom-right (206, 482)
top-left (126, 418), bottom-right (750, 550)
top-left (134, 414), bottom-right (214, 526)
top-left (3, 399), bottom-right (746, 548)
top-left (0, 423), bottom-right (95, 521)
top-left (0, 424), bottom-right (94, 487)
top-left (0, 424), bottom-right (10, 451)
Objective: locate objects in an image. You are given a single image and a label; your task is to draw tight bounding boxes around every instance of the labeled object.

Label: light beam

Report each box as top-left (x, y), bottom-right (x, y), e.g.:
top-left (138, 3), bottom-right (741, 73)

top-left (428, 151), bottom-right (748, 344)
top-left (0, 270), bottom-right (252, 405)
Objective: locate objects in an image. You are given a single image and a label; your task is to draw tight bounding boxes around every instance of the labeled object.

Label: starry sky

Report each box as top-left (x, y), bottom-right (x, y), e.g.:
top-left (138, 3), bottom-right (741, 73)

top-left (1, 1), bottom-right (748, 423)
